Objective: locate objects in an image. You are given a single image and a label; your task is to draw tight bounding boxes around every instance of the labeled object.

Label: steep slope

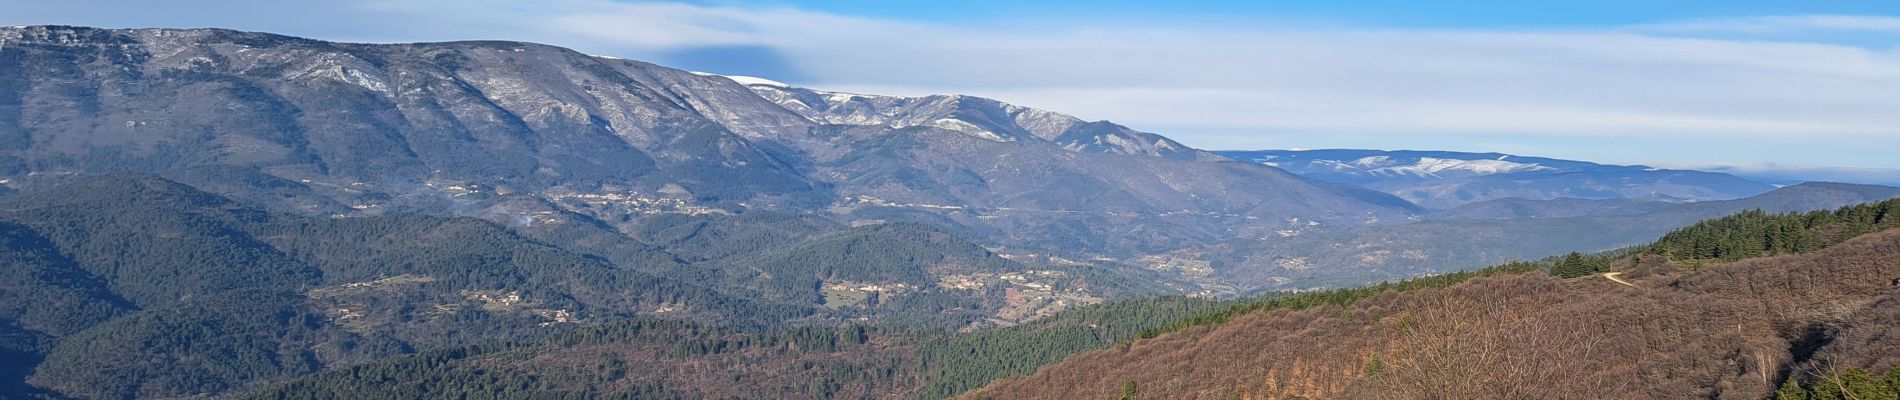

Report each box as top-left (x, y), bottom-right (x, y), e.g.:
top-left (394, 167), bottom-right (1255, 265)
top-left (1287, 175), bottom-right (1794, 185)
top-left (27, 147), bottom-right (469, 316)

top-left (0, 26), bottom-right (824, 207)
top-left (0, 222), bottom-right (129, 396)
top-left (0, 222), bottom-right (127, 338)
top-left (659, 75), bottom-right (1423, 257)
top-left (967, 201), bottom-right (1900, 400)
top-left (0, 26), bottom-right (1421, 263)
top-left (29, 289), bottom-right (364, 399)
top-left (1221, 149), bottom-right (1776, 208)
top-left (1189, 182), bottom-right (1900, 291)
top-left (0, 174), bottom-right (324, 308)
top-left (811, 124), bottom-right (1419, 256)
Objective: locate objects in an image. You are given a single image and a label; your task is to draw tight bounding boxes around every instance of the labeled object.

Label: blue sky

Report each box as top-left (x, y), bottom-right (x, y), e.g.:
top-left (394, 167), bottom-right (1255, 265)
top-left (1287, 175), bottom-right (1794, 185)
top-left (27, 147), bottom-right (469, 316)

top-left (5, 0), bottom-right (1900, 181)
top-left (683, 0), bottom-right (1900, 28)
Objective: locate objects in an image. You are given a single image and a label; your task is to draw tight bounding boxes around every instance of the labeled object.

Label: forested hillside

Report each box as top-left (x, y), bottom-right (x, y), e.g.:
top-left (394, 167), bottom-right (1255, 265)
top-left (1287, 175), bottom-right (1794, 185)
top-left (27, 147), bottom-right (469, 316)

top-left (235, 199), bottom-right (1900, 400)
top-left (236, 295), bottom-right (1231, 399)
top-left (240, 319), bottom-right (912, 400)
top-left (0, 175), bottom-right (818, 398)
top-left (1645, 199), bottom-right (1900, 261)
top-left (0, 174), bottom-right (1196, 399)
top-left (966, 199), bottom-right (1900, 399)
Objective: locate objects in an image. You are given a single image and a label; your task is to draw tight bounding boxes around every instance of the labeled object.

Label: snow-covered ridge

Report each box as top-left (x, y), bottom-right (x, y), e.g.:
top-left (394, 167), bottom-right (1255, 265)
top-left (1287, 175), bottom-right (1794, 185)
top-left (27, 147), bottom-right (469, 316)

top-left (736, 79), bottom-right (1051, 142)
top-left (1315, 156), bottom-right (1555, 178)
top-left (688, 71), bottom-right (1209, 159)
top-left (1350, 156), bottom-right (1392, 168)
top-left (1373, 157), bottom-right (1556, 177)
top-left (927, 118), bottom-right (1013, 142)
top-left (693, 72), bottom-right (791, 88)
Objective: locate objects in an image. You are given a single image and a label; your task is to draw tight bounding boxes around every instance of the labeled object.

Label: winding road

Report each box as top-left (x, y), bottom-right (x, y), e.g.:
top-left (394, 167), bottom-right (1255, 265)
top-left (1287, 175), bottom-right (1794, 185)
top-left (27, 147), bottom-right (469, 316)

top-left (1602, 272), bottom-right (1637, 287)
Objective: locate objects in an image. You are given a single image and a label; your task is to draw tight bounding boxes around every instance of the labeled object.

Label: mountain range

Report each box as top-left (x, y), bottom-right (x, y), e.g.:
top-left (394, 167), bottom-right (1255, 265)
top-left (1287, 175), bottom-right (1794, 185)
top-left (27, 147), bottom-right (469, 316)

top-left (5, 25), bottom-right (1894, 294)
top-left (1218, 149), bottom-right (1777, 208)
top-left (0, 25), bottom-right (1416, 261)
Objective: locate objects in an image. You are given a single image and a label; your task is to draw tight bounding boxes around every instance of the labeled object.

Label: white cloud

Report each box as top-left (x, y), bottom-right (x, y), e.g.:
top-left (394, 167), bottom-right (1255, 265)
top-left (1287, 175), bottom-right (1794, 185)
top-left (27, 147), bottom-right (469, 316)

top-left (769, 26), bottom-right (1900, 142)
top-left (352, 2), bottom-right (1900, 137)
top-left (1635, 15), bottom-right (1900, 34)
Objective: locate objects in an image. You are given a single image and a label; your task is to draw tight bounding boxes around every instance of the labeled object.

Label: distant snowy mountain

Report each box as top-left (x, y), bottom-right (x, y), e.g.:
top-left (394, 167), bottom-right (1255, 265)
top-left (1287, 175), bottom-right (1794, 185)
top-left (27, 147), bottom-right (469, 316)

top-left (1218, 149), bottom-right (1777, 208)
top-left (1306, 155), bottom-right (1556, 178)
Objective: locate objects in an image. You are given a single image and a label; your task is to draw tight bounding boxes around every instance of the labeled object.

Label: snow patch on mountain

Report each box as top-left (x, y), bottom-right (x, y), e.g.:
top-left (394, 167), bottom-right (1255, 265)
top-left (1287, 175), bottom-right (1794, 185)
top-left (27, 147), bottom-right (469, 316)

top-left (1328, 156), bottom-right (1555, 178)
top-left (1311, 160), bottom-right (1363, 172)
top-left (721, 75), bottom-right (790, 87)
top-left (690, 71), bottom-right (791, 88)
top-left (1350, 156), bottom-right (1392, 168)
top-left (1390, 157), bottom-right (1555, 176)
top-left (928, 118), bottom-right (1014, 142)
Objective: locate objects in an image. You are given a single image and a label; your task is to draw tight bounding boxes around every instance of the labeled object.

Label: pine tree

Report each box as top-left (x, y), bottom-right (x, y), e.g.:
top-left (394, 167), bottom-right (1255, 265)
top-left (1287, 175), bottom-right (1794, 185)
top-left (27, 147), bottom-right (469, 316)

top-left (1776, 377), bottom-right (1810, 400)
top-left (1838, 368), bottom-right (1881, 399)
top-left (1364, 354), bottom-right (1385, 377)
top-left (1811, 377), bottom-right (1842, 400)
top-left (1880, 367), bottom-right (1900, 399)
top-left (1551, 252), bottom-right (1591, 278)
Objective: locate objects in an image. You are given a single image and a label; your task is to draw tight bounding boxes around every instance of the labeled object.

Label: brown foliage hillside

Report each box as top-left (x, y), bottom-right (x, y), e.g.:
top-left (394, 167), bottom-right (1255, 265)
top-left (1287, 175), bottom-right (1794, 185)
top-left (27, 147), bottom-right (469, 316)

top-left (966, 230), bottom-right (1900, 400)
